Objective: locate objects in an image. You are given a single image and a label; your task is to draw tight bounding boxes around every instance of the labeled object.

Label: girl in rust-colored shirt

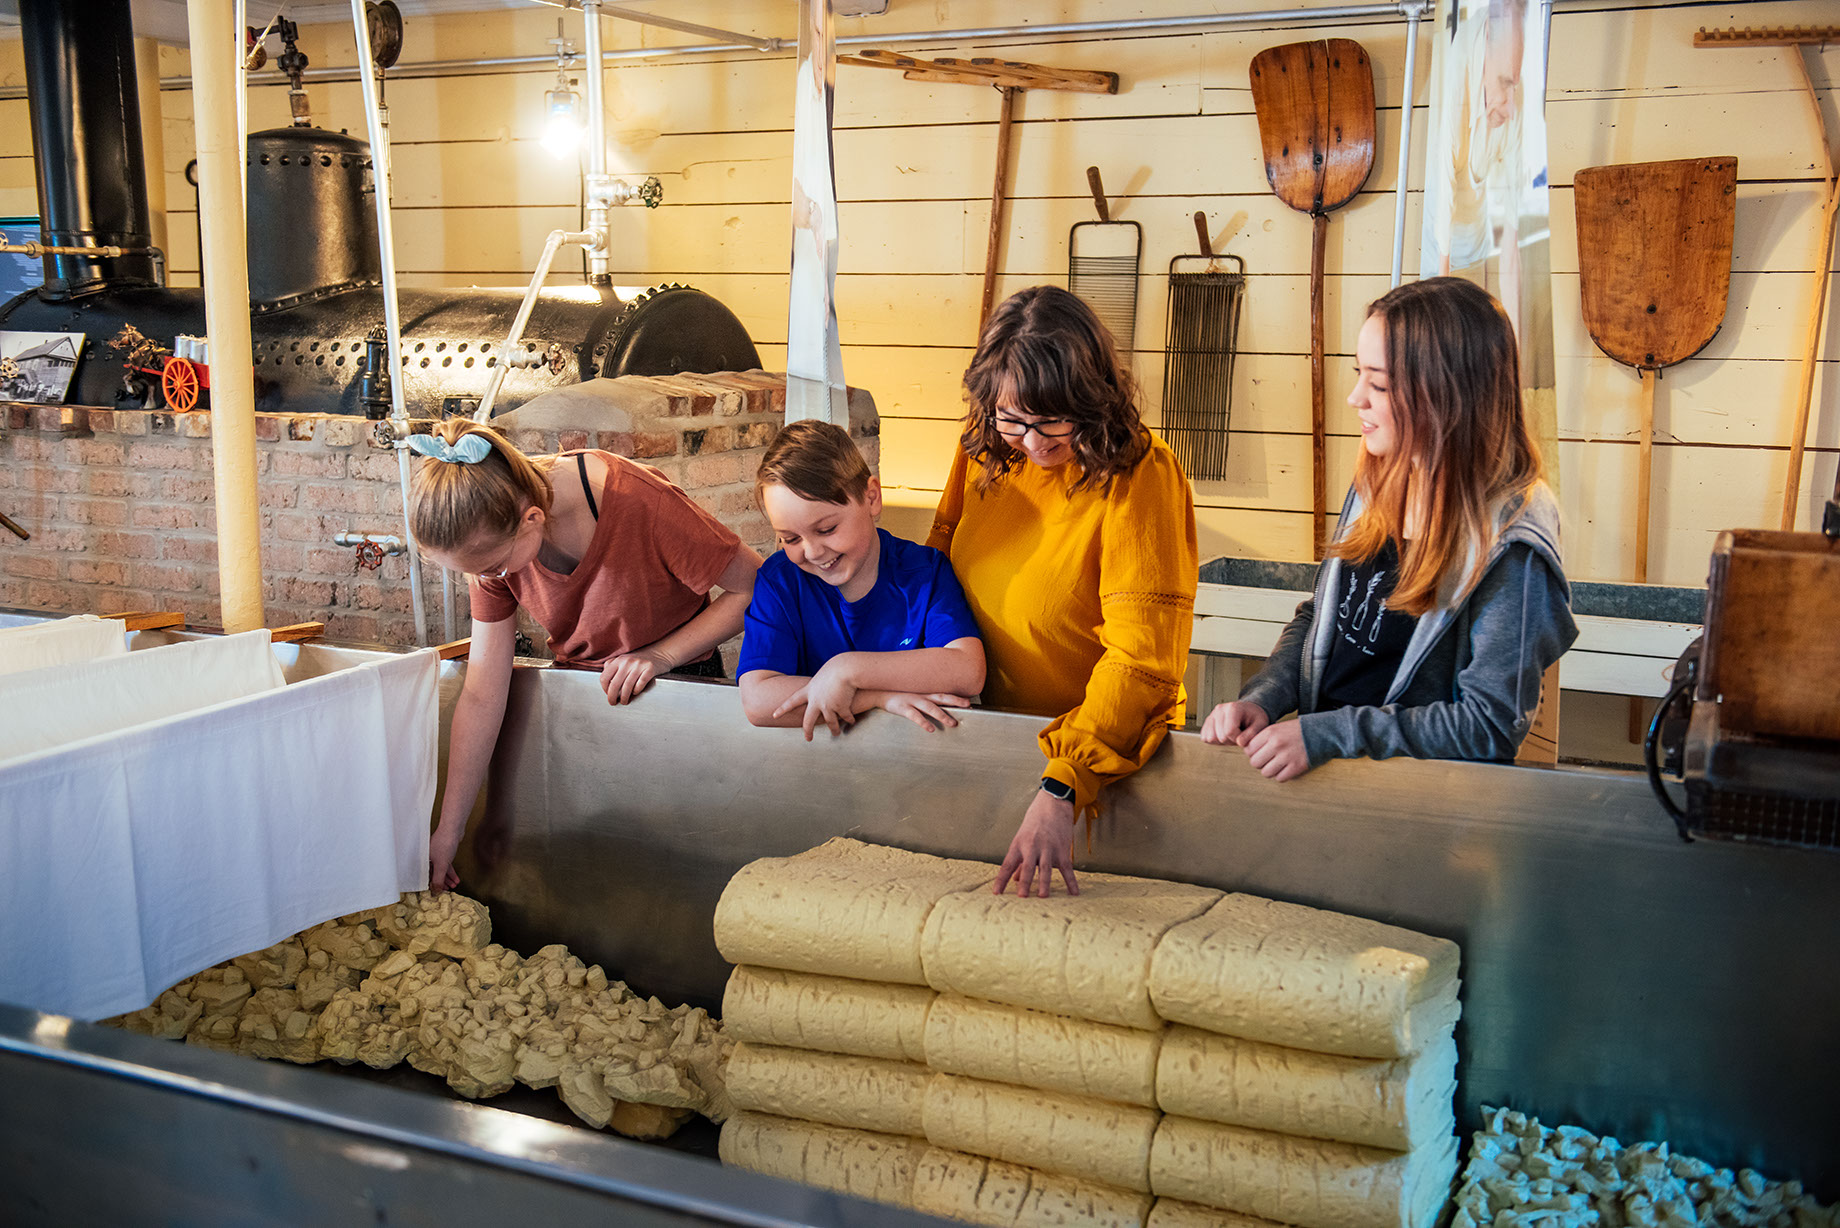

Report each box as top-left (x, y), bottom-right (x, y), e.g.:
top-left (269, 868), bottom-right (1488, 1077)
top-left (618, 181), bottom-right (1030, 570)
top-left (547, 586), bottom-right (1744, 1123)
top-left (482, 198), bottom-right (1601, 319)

top-left (407, 420), bottom-right (760, 892)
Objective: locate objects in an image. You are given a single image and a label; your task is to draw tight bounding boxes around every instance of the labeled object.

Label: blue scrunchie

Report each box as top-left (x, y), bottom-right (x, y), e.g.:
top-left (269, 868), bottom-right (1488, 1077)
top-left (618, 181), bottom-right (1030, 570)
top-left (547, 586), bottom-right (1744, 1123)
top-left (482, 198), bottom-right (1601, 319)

top-left (407, 432), bottom-right (493, 464)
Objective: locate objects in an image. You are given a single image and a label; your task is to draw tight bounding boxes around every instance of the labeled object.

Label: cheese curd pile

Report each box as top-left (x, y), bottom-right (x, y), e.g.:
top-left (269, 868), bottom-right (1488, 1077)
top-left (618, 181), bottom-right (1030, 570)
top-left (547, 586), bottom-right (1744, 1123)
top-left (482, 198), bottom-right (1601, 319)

top-left (107, 891), bottom-right (733, 1140)
top-left (1452, 1108), bottom-right (1837, 1228)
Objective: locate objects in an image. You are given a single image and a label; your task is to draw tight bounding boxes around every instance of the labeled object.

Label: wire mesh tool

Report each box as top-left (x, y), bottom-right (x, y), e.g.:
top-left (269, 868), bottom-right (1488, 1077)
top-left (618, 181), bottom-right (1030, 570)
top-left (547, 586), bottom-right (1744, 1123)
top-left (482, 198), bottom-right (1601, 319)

top-left (1159, 211), bottom-right (1245, 482)
top-left (1069, 166), bottom-right (1141, 363)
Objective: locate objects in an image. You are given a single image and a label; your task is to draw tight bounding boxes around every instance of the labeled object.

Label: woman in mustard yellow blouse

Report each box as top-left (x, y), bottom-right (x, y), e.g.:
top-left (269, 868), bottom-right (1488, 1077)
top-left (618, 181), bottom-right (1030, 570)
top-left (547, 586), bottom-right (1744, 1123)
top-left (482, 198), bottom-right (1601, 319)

top-left (927, 286), bottom-right (1198, 897)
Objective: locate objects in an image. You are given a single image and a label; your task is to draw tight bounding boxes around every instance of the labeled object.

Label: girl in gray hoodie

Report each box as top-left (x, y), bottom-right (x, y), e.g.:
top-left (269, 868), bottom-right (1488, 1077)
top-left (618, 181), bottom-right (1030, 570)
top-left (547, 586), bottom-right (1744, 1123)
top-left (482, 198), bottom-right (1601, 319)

top-left (1202, 277), bottom-right (1577, 779)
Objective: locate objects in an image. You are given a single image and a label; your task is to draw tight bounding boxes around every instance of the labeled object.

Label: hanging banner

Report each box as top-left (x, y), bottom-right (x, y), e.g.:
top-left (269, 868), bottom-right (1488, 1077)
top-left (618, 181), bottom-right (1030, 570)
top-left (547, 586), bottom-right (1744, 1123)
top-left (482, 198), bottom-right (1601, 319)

top-left (786, 0), bottom-right (848, 425)
top-left (1420, 0), bottom-right (1558, 490)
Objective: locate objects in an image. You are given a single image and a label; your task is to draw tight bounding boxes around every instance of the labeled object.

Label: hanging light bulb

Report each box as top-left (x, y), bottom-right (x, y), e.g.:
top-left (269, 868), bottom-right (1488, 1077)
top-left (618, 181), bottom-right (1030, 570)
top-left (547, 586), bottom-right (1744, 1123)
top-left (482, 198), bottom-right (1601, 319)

top-left (540, 22), bottom-right (584, 158)
top-left (542, 84), bottom-right (584, 157)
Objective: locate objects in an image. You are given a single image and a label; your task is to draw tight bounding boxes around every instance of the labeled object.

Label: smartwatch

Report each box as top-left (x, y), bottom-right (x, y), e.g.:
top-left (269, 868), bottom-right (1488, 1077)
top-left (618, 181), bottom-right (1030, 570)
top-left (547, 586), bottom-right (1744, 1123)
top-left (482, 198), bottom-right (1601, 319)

top-left (1039, 776), bottom-right (1075, 803)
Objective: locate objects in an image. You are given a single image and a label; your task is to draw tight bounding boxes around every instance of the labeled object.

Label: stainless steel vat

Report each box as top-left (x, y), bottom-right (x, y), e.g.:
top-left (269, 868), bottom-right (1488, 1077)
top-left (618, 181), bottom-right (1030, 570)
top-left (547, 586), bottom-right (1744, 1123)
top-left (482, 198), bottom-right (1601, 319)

top-left (471, 664), bottom-right (1840, 1197)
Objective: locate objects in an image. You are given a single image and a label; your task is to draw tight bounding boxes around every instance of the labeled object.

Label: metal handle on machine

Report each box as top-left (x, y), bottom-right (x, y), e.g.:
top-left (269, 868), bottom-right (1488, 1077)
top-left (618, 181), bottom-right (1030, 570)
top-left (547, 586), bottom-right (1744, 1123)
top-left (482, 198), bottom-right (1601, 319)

top-left (1644, 653), bottom-right (1699, 841)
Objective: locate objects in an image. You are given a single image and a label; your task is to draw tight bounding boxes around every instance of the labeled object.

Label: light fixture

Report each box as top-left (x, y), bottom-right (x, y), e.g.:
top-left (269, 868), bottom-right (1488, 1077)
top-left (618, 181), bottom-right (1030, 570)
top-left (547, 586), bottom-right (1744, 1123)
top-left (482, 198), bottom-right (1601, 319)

top-left (540, 22), bottom-right (584, 158)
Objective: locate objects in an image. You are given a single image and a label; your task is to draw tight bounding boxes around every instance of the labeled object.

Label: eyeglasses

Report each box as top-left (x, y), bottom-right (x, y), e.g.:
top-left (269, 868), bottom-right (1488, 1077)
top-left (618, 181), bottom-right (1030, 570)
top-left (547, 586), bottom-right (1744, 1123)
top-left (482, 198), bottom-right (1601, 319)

top-left (993, 414), bottom-right (1076, 440)
top-left (473, 522), bottom-right (528, 579)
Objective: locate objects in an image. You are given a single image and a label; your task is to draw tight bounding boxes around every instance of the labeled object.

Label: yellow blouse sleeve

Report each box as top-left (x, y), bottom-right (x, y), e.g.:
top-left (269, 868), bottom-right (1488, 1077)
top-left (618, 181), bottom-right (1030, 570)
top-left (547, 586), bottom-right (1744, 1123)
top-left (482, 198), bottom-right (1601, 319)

top-left (926, 444), bottom-right (971, 554)
top-left (1038, 444), bottom-right (1198, 813)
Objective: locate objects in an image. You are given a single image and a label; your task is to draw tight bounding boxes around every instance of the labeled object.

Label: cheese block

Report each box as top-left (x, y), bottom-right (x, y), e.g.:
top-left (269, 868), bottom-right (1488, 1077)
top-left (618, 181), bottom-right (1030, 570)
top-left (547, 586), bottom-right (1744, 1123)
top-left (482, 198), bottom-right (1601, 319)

top-left (1148, 1199), bottom-right (1295, 1228)
top-left (714, 838), bottom-right (993, 984)
top-left (925, 993), bottom-right (1164, 1107)
top-left (722, 965), bottom-right (933, 1062)
top-left (1148, 895), bottom-right (1460, 1059)
top-left (922, 1072), bottom-right (1162, 1194)
top-left (727, 1042), bottom-right (930, 1137)
top-left (1148, 1116), bottom-right (1459, 1228)
top-left (914, 1145), bottom-right (1154, 1228)
top-left (1155, 1028), bottom-right (1457, 1152)
top-left (922, 875), bottom-right (1222, 1030)
top-left (719, 1111), bottom-right (931, 1209)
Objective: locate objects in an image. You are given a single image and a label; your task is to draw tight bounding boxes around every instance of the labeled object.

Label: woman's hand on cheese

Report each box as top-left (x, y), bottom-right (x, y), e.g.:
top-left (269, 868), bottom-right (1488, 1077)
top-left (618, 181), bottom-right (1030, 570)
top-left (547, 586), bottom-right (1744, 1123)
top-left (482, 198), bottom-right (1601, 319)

top-left (600, 645), bottom-right (675, 705)
top-left (995, 789), bottom-right (1080, 898)
top-left (1201, 700), bottom-right (1270, 747)
top-left (428, 820), bottom-right (464, 895)
top-left (1246, 719), bottom-right (1311, 781)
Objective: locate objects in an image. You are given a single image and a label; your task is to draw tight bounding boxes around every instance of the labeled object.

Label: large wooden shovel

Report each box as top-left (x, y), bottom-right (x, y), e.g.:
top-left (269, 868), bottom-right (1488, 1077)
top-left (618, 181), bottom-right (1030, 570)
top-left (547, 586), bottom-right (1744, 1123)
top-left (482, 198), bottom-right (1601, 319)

top-left (1574, 157), bottom-right (1737, 584)
top-left (1575, 155), bottom-right (1736, 742)
top-left (1250, 38), bottom-right (1375, 560)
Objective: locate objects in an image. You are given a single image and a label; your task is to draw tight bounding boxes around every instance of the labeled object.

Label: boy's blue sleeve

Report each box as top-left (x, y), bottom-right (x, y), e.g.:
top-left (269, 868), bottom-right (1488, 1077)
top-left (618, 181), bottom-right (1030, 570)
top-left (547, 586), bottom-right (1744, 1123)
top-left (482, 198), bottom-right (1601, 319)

top-left (738, 560), bottom-right (804, 677)
top-left (921, 551), bottom-right (984, 647)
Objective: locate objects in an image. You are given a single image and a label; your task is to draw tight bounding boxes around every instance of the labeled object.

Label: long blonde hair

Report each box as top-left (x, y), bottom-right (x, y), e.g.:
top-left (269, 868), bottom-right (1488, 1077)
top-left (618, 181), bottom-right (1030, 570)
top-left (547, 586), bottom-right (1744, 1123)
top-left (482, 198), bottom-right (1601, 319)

top-left (406, 420), bottom-right (553, 551)
top-left (1336, 277), bottom-right (1542, 615)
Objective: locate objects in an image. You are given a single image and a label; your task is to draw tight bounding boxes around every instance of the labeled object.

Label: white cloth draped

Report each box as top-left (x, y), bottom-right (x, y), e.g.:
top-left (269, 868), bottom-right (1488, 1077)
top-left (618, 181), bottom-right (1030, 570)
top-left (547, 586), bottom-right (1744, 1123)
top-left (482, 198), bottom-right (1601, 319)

top-left (0, 645), bottom-right (437, 1021)
top-left (0, 630), bottom-right (285, 764)
top-left (0, 615), bottom-right (127, 678)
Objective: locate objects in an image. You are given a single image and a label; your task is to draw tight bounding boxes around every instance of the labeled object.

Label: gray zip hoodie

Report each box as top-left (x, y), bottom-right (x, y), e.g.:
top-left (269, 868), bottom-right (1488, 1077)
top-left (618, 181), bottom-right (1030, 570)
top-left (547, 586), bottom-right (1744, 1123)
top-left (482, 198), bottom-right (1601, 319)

top-left (1238, 482), bottom-right (1578, 765)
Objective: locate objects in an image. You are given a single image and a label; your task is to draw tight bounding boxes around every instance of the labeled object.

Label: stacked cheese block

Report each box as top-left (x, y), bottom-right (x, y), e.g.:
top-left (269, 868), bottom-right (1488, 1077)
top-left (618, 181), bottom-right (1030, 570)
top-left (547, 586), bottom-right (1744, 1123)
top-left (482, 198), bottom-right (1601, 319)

top-left (714, 839), bottom-right (1461, 1228)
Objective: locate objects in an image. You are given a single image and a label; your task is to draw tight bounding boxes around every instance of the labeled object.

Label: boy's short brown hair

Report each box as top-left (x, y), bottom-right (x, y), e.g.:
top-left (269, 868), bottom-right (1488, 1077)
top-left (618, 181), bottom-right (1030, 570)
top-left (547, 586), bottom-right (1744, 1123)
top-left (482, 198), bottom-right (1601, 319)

top-left (754, 420), bottom-right (871, 507)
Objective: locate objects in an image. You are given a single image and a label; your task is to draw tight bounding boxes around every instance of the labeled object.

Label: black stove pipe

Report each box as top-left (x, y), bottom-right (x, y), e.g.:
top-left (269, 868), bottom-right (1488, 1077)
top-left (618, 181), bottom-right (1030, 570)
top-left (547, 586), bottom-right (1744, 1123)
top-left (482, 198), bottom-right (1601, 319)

top-left (19, 0), bottom-right (158, 296)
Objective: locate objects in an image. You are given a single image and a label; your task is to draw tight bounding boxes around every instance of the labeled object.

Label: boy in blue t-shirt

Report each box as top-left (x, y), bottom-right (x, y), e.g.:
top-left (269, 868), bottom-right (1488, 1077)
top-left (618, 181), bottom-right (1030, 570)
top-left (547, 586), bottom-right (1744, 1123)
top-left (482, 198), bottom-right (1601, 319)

top-left (739, 421), bottom-right (985, 739)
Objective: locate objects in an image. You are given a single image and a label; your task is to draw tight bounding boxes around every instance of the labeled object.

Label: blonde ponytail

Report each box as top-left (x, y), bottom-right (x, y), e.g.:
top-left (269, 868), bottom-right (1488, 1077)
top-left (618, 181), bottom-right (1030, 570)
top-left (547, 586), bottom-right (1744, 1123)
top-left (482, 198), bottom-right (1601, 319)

top-left (406, 421), bottom-right (553, 551)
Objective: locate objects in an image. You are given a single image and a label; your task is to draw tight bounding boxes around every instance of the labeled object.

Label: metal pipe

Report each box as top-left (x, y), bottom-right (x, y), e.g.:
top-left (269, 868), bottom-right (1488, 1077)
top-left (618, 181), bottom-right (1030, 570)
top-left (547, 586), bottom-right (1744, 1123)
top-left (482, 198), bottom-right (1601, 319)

top-left (0, 242), bottom-right (161, 259)
top-left (186, 0), bottom-right (265, 635)
top-left (18, 0), bottom-right (159, 291)
top-left (350, 0), bottom-right (428, 649)
top-left (1391, 0), bottom-right (1426, 287)
top-left (136, 3), bottom-right (1422, 93)
top-left (332, 532), bottom-right (407, 554)
top-left (473, 228), bottom-right (597, 422)
top-left (598, 3), bottom-right (780, 53)
top-left (581, 0), bottom-right (613, 284)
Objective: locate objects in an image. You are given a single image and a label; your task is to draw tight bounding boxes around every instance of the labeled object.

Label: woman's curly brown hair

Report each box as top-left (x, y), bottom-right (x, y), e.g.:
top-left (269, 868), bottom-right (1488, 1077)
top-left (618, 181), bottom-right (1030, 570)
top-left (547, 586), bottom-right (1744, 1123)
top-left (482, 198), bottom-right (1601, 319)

top-left (960, 285), bottom-right (1151, 495)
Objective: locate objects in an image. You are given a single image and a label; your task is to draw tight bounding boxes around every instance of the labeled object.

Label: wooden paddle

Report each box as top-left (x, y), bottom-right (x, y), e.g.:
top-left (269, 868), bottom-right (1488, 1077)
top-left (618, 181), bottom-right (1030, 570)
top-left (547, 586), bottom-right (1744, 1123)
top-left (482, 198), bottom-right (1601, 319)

top-left (1574, 155), bottom-right (1737, 742)
top-left (1574, 157), bottom-right (1738, 584)
top-left (1250, 38), bottom-right (1375, 560)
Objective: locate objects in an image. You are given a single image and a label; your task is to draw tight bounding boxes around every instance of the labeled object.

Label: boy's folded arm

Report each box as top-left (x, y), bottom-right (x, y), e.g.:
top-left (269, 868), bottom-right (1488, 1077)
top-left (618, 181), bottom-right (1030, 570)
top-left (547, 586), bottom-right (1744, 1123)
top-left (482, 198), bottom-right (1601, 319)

top-left (739, 669), bottom-right (918, 728)
top-left (823, 638), bottom-right (986, 697)
top-left (739, 668), bottom-right (810, 727)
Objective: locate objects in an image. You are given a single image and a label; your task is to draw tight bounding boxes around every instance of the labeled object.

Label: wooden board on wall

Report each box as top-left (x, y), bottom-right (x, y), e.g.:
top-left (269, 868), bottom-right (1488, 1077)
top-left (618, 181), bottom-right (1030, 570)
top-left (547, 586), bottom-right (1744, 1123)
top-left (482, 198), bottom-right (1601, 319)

top-left (10, 0), bottom-right (1838, 578)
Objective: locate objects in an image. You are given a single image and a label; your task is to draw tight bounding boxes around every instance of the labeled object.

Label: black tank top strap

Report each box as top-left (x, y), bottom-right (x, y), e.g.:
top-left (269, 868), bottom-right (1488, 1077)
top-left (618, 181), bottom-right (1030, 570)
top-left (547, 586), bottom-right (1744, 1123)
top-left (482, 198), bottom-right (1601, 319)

top-left (576, 452), bottom-right (599, 520)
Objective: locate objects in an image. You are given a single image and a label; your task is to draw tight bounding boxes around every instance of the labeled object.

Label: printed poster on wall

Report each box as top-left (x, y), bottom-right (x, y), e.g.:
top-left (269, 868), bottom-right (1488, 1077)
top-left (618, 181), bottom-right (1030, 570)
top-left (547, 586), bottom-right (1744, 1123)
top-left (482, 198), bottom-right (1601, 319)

top-left (1420, 0), bottom-right (1558, 491)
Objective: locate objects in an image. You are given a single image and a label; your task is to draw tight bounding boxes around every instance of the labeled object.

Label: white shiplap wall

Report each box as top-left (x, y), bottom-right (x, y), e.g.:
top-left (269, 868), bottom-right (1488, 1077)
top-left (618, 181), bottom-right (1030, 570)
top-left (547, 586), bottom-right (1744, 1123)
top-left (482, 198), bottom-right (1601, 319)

top-left (1, 0), bottom-right (1836, 582)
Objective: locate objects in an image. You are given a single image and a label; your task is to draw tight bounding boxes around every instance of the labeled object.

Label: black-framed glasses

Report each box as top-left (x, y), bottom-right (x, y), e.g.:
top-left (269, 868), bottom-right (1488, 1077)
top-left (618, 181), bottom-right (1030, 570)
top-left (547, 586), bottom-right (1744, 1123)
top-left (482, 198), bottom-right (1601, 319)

top-left (993, 414), bottom-right (1076, 440)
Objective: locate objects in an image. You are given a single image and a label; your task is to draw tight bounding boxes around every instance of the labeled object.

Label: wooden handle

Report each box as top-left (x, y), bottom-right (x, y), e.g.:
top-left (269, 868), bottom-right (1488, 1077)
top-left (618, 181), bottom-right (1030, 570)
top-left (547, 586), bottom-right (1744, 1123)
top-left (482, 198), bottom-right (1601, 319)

top-left (1310, 212), bottom-right (1328, 560)
top-left (1781, 44), bottom-right (1839, 531)
top-left (1193, 211), bottom-right (1213, 259)
top-left (437, 638), bottom-right (472, 660)
top-left (1086, 165), bottom-right (1109, 222)
top-left (0, 510), bottom-right (28, 541)
top-left (1636, 368), bottom-right (1656, 582)
top-left (103, 610), bottom-right (185, 632)
top-left (269, 621), bottom-right (326, 644)
top-left (979, 86), bottom-right (1019, 331)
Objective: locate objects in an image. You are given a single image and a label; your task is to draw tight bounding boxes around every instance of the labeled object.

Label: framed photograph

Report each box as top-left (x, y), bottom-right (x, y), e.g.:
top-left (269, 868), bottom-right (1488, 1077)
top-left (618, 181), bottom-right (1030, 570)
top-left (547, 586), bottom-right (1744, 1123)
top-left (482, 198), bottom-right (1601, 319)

top-left (1, 330), bottom-right (87, 404)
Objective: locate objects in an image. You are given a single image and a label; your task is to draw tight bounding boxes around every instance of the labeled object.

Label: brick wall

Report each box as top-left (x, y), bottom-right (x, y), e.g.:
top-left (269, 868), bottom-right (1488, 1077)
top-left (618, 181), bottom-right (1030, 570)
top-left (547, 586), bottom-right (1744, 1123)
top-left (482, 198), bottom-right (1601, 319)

top-left (0, 371), bottom-right (880, 651)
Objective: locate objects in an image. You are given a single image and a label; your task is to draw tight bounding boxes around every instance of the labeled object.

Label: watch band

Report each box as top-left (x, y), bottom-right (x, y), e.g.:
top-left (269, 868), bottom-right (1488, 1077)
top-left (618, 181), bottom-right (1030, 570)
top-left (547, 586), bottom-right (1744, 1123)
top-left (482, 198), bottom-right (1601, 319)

top-left (1039, 775), bottom-right (1075, 803)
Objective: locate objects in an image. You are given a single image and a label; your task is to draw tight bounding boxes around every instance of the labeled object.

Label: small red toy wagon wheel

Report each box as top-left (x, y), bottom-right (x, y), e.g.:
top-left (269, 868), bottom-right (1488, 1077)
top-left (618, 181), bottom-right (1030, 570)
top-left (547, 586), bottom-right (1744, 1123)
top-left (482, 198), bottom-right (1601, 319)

top-left (162, 356), bottom-right (201, 412)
